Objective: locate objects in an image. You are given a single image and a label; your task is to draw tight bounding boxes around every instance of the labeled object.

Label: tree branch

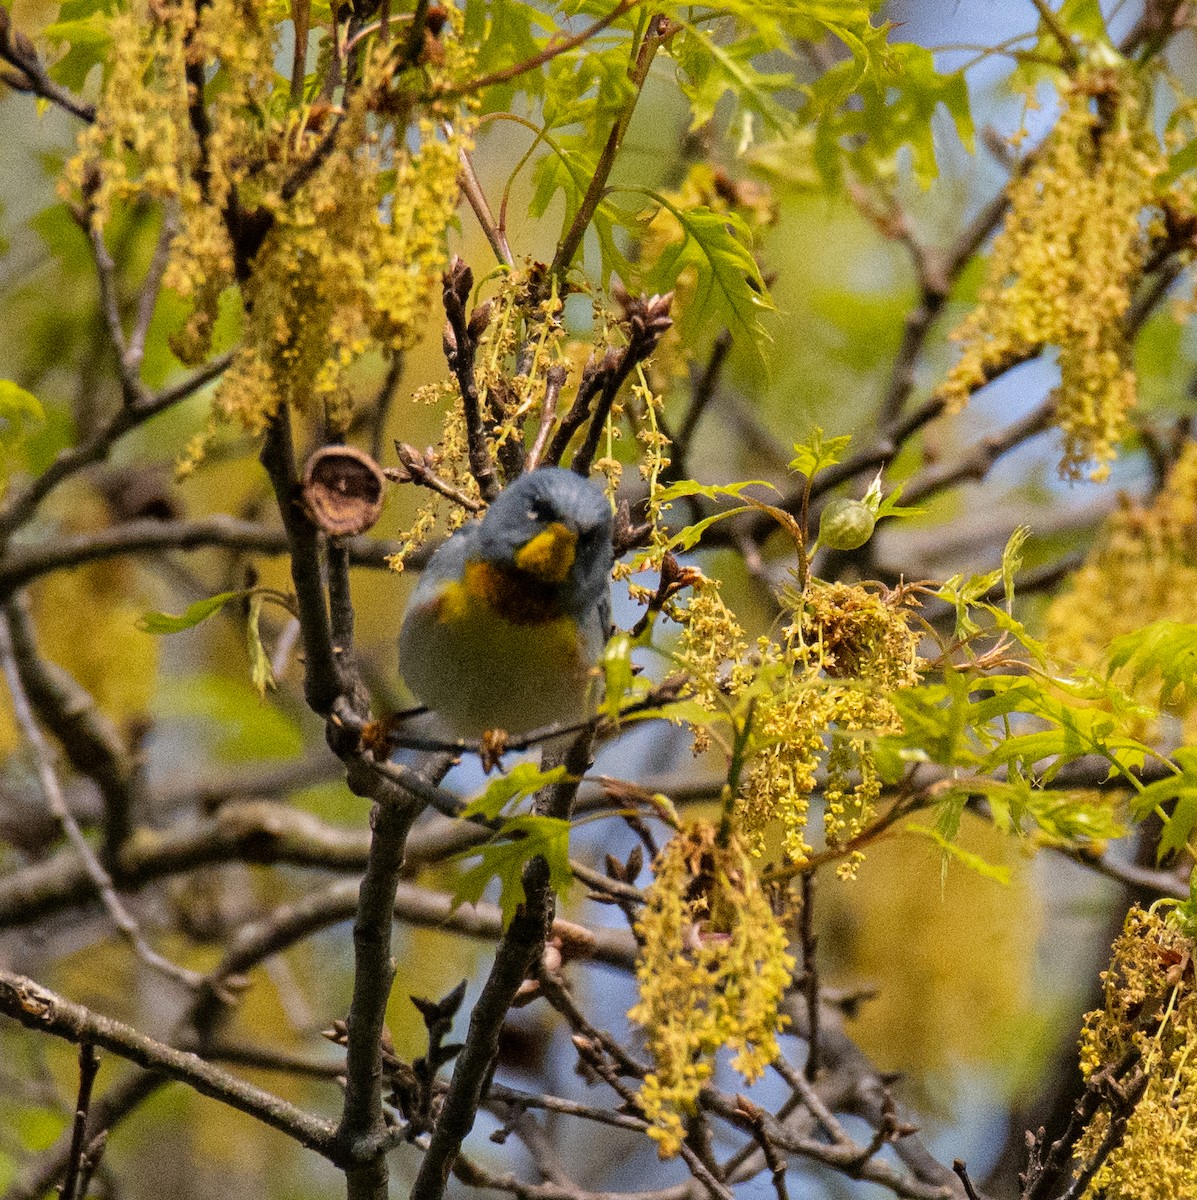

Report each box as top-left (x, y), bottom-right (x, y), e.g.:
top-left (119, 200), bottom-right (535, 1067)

top-left (0, 351), bottom-right (234, 546)
top-left (260, 407), bottom-right (343, 715)
top-left (446, 0), bottom-right (639, 98)
top-left (337, 792), bottom-right (422, 1199)
top-left (0, 609), bottom-right (200, 988)
top-left (0, 971), bottom-right (339, 1158)
top-left (2, 595), bottom-right (143, 856)
top-left (550, 13), bottom-right (671, 282)
top-left (0, 514), bottom-right (399, 594)
top-left (0, 10), bottom-right (96, 122)
top-left (442, 258), bottom-right (501, 501)
top-left (411, 733), bottom-right (593, 1200)
top-left (0, 800), bottom-right (373, 931)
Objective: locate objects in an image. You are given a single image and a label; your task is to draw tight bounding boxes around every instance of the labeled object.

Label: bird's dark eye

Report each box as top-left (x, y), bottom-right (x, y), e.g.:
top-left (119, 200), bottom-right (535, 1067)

top-left (526, 500), bottom-right (549, 522)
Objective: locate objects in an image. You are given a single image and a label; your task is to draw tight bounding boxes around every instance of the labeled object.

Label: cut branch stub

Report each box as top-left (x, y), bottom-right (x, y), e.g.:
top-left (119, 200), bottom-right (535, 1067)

top-left (301, 445), bottom-right (386, 536)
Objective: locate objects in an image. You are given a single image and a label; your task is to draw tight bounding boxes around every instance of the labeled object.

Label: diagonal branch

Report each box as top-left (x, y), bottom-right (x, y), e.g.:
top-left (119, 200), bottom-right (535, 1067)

top-left (411, 733), bottom-right (593, 1200)
top-left (2, 596), bottom-right (143, 856)
top-left (446, 0), bottom-right (640, 98)
top-left (0, 351), bottom-right (234, 546)
top-left (0, 971), bottom-right (339, 1158)
top-left (0, 609), bottom-right (200, 988)
top-left (0, 10), bottom-right (96, 122)
top-left (550, 12), bottom-right (672, 282)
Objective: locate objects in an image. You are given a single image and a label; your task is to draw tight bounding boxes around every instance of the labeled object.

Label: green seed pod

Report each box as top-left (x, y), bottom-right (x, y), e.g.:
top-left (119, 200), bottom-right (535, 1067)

top-left (818, 497), bottom-right (875, 551)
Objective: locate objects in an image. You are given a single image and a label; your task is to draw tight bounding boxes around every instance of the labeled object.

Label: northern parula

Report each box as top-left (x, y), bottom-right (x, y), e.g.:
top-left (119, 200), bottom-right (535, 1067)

top-left (398, 467), bottom-right (614, 738)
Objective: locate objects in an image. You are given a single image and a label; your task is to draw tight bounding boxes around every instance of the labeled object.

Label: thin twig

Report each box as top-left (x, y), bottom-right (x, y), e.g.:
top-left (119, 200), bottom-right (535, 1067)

top-left (391, 443), bottom-right (485, 512)
top-left (457, 143), bottom-right (514, 268)
top-left (703, 1088), bottom-right (952, 1200)
top-left (453, 1154), bottom-right (694, 1200)
top-left (445, 0), bottom-right (640, 98)
top-left (551, 13), bottom-right (672, 281)
top-left (81, 214), bottom-right (148, 407)
top-left (126, 207), bottom-right (179, 377)
top-left (526, 365), bottom-right (567, 471)
top-left (369, 352), bottom-right (406, 463)
top-left (539, 969), bottom-right (650, 1079)
top-left (770, 1055), bottom-right (850, 1144)
top-left (543, 354), bottom-right (615, 467)
top-left (1029, 0), bottom-right (1081, 67)
top-left (571, 297), bottom-right (674, 476)
top-left (4, 1070), bottom-right (165, 1200)
top-left (70, 1134), bottom-right (107, 1200)
top-left (59, 1044), bottom-right (100, 1200)
top-left (740, 1103), bottom-right (789, 1200)
top-left (1126, 256), bottom-right (1186, 333)
top-left (671, 330), bottom-right (732, 479)
top-left (953, 1161), bottom-right (982, 1200)
top-left (0, 611), bottom-right (201, 989)
top-left (799, 869), bottom-right (820, 1082)
top-left (2, 596), bottom-right (142, 859)
top-left (0, 14), bottom-right (96, 121)
top-left (899, 398), bottom-right (1056, 506)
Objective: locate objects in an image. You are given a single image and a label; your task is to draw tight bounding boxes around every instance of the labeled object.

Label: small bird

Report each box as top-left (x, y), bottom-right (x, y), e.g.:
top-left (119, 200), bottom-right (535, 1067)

top-left (398, 467), bottom-right (614, 739)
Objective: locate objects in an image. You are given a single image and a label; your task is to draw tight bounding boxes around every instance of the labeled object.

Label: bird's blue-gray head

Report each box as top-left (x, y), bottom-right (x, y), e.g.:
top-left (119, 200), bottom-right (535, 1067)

top-left (475, 468), bottom-right (613, 620)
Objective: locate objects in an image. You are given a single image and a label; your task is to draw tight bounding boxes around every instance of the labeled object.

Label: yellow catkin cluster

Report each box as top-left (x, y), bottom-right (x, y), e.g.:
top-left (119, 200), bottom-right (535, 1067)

top-left (670, 575), bottom-right (750, 717)
top-left (484, 269), bottom-right (569, 460)
top-left (669, 576), bottom-right (921, 876)
top-left (1047, 440), bottom-right (1197, 738)
top-left (739, 583), bottom-right (922, 876)
top-left (386, 268), bottom-right (590, 571)
top-left (1073, 906), bottom-right (1197, 1199)
top-left (629, 822), bottom-right (794, 1158)
top-left (64, 0), bottom-right (475, 458)
top-left (938, 66), bottom-right (1165, 481)
top-left (385, 380), bottom-right (480, 573)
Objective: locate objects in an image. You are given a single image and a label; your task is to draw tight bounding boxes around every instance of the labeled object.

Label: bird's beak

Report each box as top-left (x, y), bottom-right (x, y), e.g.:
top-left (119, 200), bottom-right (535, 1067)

top-left (515, 521), bottom-right (577, 583)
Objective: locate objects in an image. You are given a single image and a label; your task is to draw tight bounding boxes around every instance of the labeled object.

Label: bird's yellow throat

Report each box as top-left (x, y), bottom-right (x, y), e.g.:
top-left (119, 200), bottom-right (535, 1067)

top-left (436, 523), bottom-right (579, 628)
top-left (513, 521), bottom-right (577, 583)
